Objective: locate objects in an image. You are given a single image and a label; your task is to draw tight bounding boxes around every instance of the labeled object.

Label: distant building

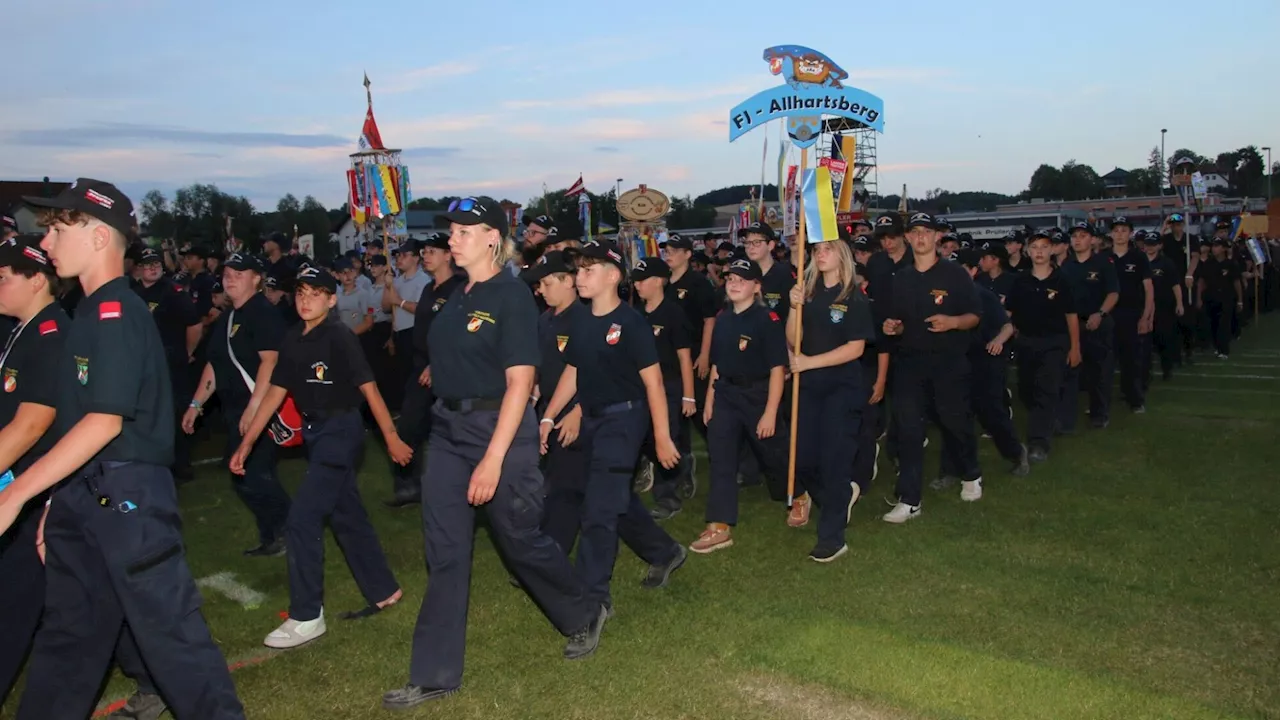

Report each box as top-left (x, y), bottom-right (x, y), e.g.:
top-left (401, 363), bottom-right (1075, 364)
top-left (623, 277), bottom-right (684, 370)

top-left (1101, 168), bottom-right (1130, 198)
top-left (334, 210), bottom-right (449, 253)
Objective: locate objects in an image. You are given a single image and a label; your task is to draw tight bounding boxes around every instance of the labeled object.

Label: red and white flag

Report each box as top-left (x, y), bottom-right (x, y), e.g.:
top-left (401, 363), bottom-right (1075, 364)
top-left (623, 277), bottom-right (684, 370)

top-left (565, 175), bottom-right (586, 197)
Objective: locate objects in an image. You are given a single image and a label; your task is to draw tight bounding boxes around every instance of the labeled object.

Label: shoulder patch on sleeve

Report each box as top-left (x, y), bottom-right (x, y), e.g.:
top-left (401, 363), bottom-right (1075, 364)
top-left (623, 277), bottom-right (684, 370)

top-left (38, 319), bottom-right (58, 335)
top-left (98, 301), bottom-right (122, 320)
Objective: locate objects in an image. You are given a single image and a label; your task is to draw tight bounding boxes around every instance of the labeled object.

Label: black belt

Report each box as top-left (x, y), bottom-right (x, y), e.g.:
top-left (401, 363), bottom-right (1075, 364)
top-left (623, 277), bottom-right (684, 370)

top-left (584, 399), bottom-right (643, 418)
top-left (441, 398), bottom-right (504, 413)
top-left (722, 375), bottom-right (769, 388)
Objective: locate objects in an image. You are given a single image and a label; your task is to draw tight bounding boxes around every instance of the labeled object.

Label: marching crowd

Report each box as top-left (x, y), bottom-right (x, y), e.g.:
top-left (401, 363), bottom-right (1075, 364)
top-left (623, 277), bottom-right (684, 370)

top-left (0, 178), bottom-right (1271, 719)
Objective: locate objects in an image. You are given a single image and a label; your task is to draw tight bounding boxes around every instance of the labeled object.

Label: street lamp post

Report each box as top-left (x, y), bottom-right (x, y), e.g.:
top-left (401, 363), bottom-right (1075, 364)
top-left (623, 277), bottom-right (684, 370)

top-left (1161, 129), bottom-right (1167, 195)
top-left (1264, 147), bottom-right (1272, 201)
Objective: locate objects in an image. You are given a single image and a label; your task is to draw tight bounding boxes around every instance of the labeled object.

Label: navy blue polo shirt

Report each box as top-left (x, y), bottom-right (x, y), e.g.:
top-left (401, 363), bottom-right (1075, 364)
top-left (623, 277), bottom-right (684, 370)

top-left (710, 304), bottom-right (787, 381)
top-left (1059, 252), bottom-right (1119, 316)
top-left (799, 281), bottom-right (875, 386)
top-left (428, 271), bottom-right (541, 401)
top-left (207, 294), bottom-right (285, 411)
top-left (1147, 254), bottom-right (1179, 311)
top-left (134, 278), bottom-right (200, 360)
top-left (271, 315), bottom-right (372, 415)
top-left (563, 302), bottom-right (659, 413)
top-left (1109, 246), bottom-right (1151, 312)
top-left (888, 258), bottom-right (980, 355)
top-left (537, 302), bottom-right (586, 406)
top-left (639, 296), bottom-right (693, 383)
top-left (0, 303), bottom-right (69, 473)
top-left (1005, 268), bottom-right (1075, 337)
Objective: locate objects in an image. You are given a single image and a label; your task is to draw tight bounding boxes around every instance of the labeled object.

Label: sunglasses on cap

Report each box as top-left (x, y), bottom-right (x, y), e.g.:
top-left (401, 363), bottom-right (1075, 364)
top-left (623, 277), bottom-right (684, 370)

top-left (448, 198), bottom-right (478, 212)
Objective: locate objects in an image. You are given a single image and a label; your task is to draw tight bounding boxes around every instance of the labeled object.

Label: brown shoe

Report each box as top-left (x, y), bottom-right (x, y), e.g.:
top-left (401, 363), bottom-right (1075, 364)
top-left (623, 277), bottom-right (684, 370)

top-left (787, 494), bottom-right (811, 528)
top-left (689, 524), bottom-right (733, 554)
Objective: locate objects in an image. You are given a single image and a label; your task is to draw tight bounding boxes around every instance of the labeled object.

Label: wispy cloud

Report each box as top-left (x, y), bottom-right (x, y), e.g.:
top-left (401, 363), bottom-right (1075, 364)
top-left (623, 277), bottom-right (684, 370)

top-left (7, 122), bottom-right (347, 149)
top-left (401, 146), bottom-right (463, 160)
top-left (378, 61), bottom-right (477, 94)
top-left (502, 80), bottom-right (761, 111)
top-left (594, 146), bottom-right (621, 153)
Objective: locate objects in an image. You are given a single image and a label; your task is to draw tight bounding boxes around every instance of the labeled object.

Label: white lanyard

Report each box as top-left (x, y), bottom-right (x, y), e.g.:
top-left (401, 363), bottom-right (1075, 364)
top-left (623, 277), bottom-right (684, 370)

top-left (0, 317), bottom-right (31, 373)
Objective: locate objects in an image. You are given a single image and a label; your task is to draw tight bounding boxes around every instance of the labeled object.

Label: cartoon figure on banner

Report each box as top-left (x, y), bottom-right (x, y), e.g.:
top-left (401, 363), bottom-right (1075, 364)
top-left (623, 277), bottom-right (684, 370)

top-left (764, 46), bottom-right (849, 89)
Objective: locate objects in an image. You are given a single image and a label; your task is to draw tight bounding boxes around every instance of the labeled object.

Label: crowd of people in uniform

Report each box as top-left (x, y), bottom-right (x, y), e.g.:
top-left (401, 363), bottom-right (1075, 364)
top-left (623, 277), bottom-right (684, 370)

top-left (0, 178), bottom-right (1273, 719)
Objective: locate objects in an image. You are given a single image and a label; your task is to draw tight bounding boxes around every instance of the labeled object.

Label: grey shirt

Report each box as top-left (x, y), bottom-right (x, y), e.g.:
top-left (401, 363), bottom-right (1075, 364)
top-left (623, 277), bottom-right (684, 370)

top-left (392, 269), bottom-right (430, 330)
top-left (335, 286), bottom-right (372, 332)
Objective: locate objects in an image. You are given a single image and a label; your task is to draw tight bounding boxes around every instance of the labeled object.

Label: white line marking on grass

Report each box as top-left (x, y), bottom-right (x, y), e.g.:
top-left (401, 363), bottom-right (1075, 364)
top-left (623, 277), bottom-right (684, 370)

top-left (197, 571), bottom-right (267, 610)
top-left (1178, 373), bottom-right (1278, 380)
top-left (193, 456), bottom-right (225, 466)
top-left (1167, 386), bottom-right (1280, 396)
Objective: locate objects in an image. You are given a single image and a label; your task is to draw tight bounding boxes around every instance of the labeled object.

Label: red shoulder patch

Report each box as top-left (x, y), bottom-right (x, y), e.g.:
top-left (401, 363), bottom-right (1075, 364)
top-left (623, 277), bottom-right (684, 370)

top-left (768, 311), bottom-right (780, 322)
top-left (98, 301), bottom-right (122, 320)
top-left (38, 320), bottom-right (57, 335)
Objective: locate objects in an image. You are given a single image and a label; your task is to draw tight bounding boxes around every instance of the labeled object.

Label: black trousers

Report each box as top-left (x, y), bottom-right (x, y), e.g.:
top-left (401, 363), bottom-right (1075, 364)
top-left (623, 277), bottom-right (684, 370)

top-left (852, 398), bottom-right (883, 495)
top-left (17, 462), bottom-right (244, 720)
top-left (541, 421), bottom-right (589, 555)
top-left (391, 329), bottom-right (415, 412)
top-left (363, 322), bottom-right (395, 403)
top-left (649, 380), bottom-right (689, 510)
top-left (410, 402), bottom-right (594, 690)
top-left (392, 361), bottom-right (434, 498)
top-left (288, 411), bottom-right (398, 621)
top-left (1112, 308), bottom-right (1146, 409)
top-left (0, 505), bottom-right (45, 706)
top-left (706, 380), bottom-right (790, 527)
top-left (223, 405), bottom-right (291, 545)
top-left (1016, 335), bottom-right (1068, 452)
top-left (1059, 316), bottom-right (1114, 430)
top-left (1144, 310), bottom-right (1179, 389)
top-left (892, 351), bottom-right (979, 506)
top-left (794, 375), bottom-right (862, 549)
top-left (576, 403), bottom-right (679, 608)
top-left (968, 350), bottom-right (1023, 462)
top-left (1205, 299), bottom-right (1233, 356)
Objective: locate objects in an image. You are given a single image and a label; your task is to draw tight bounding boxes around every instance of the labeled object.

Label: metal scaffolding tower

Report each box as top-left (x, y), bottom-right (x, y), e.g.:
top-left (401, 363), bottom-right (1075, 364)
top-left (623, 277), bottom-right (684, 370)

top-left (819, 118), bottom-right (880, 213)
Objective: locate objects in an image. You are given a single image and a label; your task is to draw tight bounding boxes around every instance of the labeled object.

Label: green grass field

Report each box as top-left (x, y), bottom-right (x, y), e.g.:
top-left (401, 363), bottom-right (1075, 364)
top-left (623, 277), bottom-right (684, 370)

top-left (8, 318), bottom-right (1280, 720)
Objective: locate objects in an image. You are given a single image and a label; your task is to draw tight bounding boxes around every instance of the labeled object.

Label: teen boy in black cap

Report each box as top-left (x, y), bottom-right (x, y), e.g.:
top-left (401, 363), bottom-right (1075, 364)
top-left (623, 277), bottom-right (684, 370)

top-left (1139, 231), bottom-right (1184, 385)
top-left (882, 213), bottom-right (984, 523)
top-left (978, 242), bottom-right (1015, 304)
top-left (0, 233), bottom-right (68, 704)
top-left (1058, 225), bottom-right (1119, 431)
top-left (1195, 236), bottom-right (1244, 359)
top-left (1106, 216), bottom-right (1154, 413)
top-left (663, 233), bottom-right (716, 496)
top-left (233, 266), bottom-right (412, 649)
top-left (539, 240), bottom-right (688, 612)
top-left (2, 179), bottom-right (245, 719)
top-left (739, 222), bottom-right (794, 323)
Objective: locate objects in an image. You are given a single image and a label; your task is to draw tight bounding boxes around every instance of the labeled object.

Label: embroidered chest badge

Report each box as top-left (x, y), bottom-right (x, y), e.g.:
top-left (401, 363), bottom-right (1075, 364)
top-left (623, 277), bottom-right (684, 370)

top-left (829, 303), bottom-right (846, 323)
top-left (76, 356), bottom-right (89, 385)
top-left (677, 289), bottom-right (688, 300)
top-left (3, 368), bottom-right (16, 393)
top-left (467, 317), bottom-right (483, 332)
top-left (556, 335), bottom-right (568, 353)
top-left (739, 335), bottom-right (750, 351)
top-left (930, 289), bottom-right (947, 306)
top-left (1046, 289), bottom-right (1057, 300)
top-left (606, 323), bottom-right (622, 346)
top-left (652, 325), bottom-right (663, 337)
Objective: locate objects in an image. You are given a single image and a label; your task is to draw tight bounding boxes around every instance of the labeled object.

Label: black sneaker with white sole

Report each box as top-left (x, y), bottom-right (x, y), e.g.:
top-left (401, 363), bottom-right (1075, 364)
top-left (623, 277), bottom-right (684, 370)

top-left (808, 543), bottom-right (848, 563)
top-left (382, 684), bottom-right (460, 710)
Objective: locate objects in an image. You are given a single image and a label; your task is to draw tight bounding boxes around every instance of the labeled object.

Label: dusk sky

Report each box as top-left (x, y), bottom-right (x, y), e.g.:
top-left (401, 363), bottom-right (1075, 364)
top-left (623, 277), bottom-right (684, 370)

top-left (5, 0), bottom-right (1276, 212)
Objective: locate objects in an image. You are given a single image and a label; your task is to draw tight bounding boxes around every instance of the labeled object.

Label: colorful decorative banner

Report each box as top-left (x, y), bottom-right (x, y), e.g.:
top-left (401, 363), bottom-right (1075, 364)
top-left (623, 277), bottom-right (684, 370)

top-left (579, 193), bottom-right (593, 245)
top-left (801, 166), bottom-right (838, 243)
top-left (784, 165), bottom-right (799, 238)
top-left (728, 46), bottom-right (885, 148)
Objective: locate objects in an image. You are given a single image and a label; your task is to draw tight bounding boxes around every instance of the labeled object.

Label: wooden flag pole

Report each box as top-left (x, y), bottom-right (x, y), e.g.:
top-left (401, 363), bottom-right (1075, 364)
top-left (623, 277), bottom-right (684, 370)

top-left (786, 146), bottom-right (808, 507)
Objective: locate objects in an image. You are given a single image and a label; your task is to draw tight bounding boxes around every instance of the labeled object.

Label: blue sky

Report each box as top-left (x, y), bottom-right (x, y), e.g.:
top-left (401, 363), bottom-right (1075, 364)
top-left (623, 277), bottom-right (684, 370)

top-left (4, 0), bottom-right (1276, 213)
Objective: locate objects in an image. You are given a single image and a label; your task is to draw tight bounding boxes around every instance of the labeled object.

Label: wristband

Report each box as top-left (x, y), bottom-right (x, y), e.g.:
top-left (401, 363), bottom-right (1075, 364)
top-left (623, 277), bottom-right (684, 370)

top-left (682, 397), bottom-right (696, 403)
top-left (399, 300), bottom-right (406, 309)
top-left (539, 418), bottom-right (554, 426)
top-left (189, 400), bottom-right (202, 409)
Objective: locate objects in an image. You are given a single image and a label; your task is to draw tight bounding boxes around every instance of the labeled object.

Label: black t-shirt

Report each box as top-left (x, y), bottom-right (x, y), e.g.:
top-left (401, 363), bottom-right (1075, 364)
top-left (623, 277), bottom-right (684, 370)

top-left (0, 304), bottom-right (69, 473)
top-left (563, 303), bottom-right (659, 413)
top-left (1059, 252), bottom-right (1119, 316)
top-left (799, 281), bottom-right (875, 386)
top-left (207, 294), bottom-right (285, 411)
top-left (863, 250), bottom-right (910, 310)
top-left (1109, 247), bottom-right (1151, 312)
top-left (1006, 269), bottom-right (1075, 337)
top-left (710, 303), bottom-right (787, 380)
top-left (412, 273), bottom-right (466, 364)
top-left (888, 258), bottom-right (980, 355)
top-left (1148, 254), bottom-right (1179, 311)
top-left (974, 284), bottom-right (1008, 347)
top-left (1160, 232), bottom-right (1193, 277)
top-left (55, 276), bottom-right (174, 466)
top-left (271, 316), bottom-right (372, 415)
top-left (428, 271), bottom-right (540, 401)
top-left (186, 271), bottom-right (217, 317)
top-left (135, 278), bottom-right (200, 359)
top-left (758, 261), bottom-right (796, 325)
top-left (1006, 254), bottom-right (1028, 274)
top-left (1196, 258), bottom-right (1240, 303)
top-left (668, 268), bottom-right (718, 351)
top-left (537, 302), bottom-right (586, 404)
top-left (978, 271), bottom-right (1016, 306)
top-left (274, 299), bottom-right (301, 327)
top-left (639, 296), bottom-right (693, 383)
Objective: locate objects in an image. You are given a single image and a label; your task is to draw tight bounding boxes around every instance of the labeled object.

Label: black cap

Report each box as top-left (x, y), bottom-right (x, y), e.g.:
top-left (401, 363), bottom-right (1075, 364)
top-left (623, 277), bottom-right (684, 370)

top-left (1069, 221), bottom-right (1093, 235)
top-left (1004, 229), bottom-right (1025, 243)
top-left (874, 213), bottom-right (905, 237)
top-left (1029, 228), bottom-right (1053, 242)
top-left (554, 219), bottom-right (583, 242)
top-left (1110, 216), bottom-right (1134, 230)
top-left (579, 240), bottom-right (627, 271)
top-left (0, 234), bottom-right (53, 275)
top-left (393, 239), bottom-right (421, 255)
top-left (716, 241), bottom-right (736, 254)
top-left (1, 214), bottom-right (17, 232)
top-left (938, 219), bottom-right (957, 234)
top-left (519, 250), bottom-right (576, 284)
top-left (441, 196), bottom-right (509, 236)
top-left (365, 238), bottom-right (384, 249)
top-left (223, 251), bottom-right (263, 273)
top-left (723, 258), bottom-right (762, 281)
top-left (263, 274), bottom-right (282, 290)
top-left (183, 245), bottom-right (210, 259)
top-left (1212, 236), bottom-right (1231, 247)
top-left (852, 218), bottom-right (873, 231)
top-left (210, 279), bottom-right (224, 294)
top-left (630, 257), bottom-right (671, 282)
top-left (851, 236), bottom-right (877, 252)
top-left (369, 254), bottom-right (388, 267)
top-left (952, 248), bottom-right (982, 268)
top-left (22, 178), bottom-right (138, 240)
top-left (691, 251), bottom-right (712, 265)
top-left (522, 213), bottom-right (554, 230)
top-left (661, 233), bottom-right (694, 251)
top-left (1052, 231), bottom-right (1069, 245)
top-left (980, 242), bottom-right (1008, 260)
top-left (1134, 230), bottom-right (1153, 245)
top-left (333, 256), bottom-right (354, 271)
top-left (296, 265), bottom-right (337, 293)
top-left (736, 222), bottom-right (777, 241)
top-left (138, 247), bottom-right (162, 264)
top-left (1215, 219), bottom-right (1231, 230)
top-left (905, 212), bottom-right (941, 230)
top-left (941, 232), bottom-right (960, 244)
top-left (422, 232), bottom-right (449, 250)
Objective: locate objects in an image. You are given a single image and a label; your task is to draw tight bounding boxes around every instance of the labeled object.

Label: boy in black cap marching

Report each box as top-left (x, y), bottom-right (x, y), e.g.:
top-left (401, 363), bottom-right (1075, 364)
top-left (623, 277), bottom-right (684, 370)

top-left (1058, 223), bottom-right (1120, 431)
top-left (882, 213), bottom-right (984, 523)
top-left (233, 266), bottom-right (412, 649)
top-left (1195, 235), bottom-right (1244, 359)
top-left (662, 233), bottom-right (718, 497)
top-left (539, 240), bottom-right (688, 612)
top-left (978, 242), bottom-right (1015, 304)
top-left (1138, 231), bottom-right (1184, 386)
top-left (1106, 217), bottom-right (1155, 413)
top-left (0, 179), bottom-right (245, 719)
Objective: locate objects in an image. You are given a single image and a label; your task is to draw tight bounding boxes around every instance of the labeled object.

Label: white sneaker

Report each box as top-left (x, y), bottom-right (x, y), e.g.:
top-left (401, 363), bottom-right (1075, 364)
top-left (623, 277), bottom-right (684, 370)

top-left (264, 611), bottom-right (327, 649)
top-left (961, 478), bottom-right (983, 502)
top-left (882, 502), bottom-right (920, 524)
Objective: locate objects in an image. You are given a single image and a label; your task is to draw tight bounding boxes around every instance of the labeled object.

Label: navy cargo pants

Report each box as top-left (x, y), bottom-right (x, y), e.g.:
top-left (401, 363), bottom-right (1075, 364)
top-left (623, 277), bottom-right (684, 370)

top-left (1058, 315), bottom-right (1114, 430)
top-left (893, 350), bottom-right (980, 507)
top-left (224, 401), bottom-right (291, 546)
top-left (577, 401), bottom-right (681, 609)
top-left (289, 411), bottom-right (399, 621)
top-left (1017, 335), bottom-right (1068, 452)
top-left (0, 503), bottom-right (45, 706)
top-left (794, 374), bottom-right (862, 549)
top-left (706, 379), bottom-right (791, 527)
top-left (390, 361), bottom-right (434, 500)
top-left (411, 400), bottom-right (596, 691)
top-left (17, 462), bottom-right (244, 720)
